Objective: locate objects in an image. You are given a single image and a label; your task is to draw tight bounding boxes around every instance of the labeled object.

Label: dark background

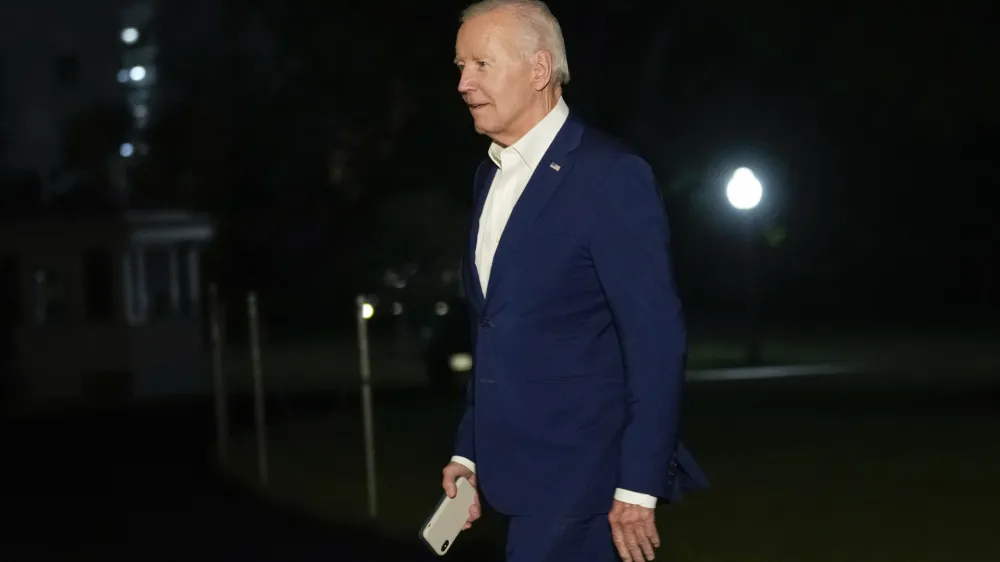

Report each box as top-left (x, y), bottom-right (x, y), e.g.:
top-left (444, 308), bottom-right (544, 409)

top-left (3, 0), bottom-right (996, 340)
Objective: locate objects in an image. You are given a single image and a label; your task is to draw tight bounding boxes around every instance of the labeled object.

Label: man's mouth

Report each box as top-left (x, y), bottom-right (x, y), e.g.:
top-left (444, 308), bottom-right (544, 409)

top-left (468, 103), bottom-right (487, 110)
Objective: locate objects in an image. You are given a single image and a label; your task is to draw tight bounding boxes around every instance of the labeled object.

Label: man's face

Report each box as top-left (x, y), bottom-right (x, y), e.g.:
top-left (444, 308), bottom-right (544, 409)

top-left (455, 9), bottom-right (536, 143)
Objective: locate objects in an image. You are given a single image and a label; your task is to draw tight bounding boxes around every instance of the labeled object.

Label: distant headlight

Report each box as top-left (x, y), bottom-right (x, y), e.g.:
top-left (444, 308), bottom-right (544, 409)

top-left (448, 353), bottom-right (473, 372)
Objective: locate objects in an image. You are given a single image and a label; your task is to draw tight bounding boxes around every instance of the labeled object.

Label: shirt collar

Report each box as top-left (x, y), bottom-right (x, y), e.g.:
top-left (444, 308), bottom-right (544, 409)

top-left (487, 97), bottom-right (570, 172)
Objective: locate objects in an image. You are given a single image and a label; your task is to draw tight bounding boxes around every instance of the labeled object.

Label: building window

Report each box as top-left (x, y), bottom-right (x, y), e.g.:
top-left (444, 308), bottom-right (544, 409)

top-left (121, 27), bottom-right (140, 45)
top-left (129, 65), bottom-right (146, 82)
top-left (0, 255), bottom-right (20, 324)
top-left (33, 267), bottom-right (70, 325)
top-left (84, 251), bottom-right (114, 322)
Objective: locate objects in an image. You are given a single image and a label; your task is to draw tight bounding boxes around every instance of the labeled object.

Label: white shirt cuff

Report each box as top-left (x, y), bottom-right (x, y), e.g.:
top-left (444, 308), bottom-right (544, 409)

top-left (614, 488), bottom-right (658, 508)
top-left (450, 455), bottom-right (476, 473)
top-left (450, 458), bottom-right (655, 507)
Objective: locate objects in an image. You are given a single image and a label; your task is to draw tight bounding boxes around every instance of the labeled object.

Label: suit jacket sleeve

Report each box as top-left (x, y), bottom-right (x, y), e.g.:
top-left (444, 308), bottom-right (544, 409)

top-left (590, 154), bottom-right (686, 498)
top-left (453, 371), bottom-right (476, 461)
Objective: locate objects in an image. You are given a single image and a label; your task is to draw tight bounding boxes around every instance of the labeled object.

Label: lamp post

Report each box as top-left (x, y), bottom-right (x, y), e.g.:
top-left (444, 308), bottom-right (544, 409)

top-left (726, 167), bottom-right (763, 365)
top-left (356, 295), bottom-right (378, 519)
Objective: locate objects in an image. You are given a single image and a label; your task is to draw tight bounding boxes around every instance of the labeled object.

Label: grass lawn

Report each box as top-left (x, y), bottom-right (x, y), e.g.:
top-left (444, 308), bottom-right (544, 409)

top-left (221, 373), bottom-right (1000, 561)
top-left (218, 329), bottom-right (1000, 394)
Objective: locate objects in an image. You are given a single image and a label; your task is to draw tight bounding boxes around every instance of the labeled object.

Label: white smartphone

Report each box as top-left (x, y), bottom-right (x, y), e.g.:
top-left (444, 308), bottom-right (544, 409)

top-left (420, 476), bottom-right (475, 556)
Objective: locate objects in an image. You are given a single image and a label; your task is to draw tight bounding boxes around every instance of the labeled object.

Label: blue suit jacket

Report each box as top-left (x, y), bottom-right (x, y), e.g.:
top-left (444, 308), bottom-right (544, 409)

top-left (455, 115), bottom-right (709, 517)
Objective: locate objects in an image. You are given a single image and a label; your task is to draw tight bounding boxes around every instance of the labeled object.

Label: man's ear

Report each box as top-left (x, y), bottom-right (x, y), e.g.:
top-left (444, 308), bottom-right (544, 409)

top-left (532, 50), bottom-right (553, 91)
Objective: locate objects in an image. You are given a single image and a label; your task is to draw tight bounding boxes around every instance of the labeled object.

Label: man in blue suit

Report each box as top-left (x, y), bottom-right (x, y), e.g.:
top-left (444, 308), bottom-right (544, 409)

top-left (441, 1), bottom-right (708, 560)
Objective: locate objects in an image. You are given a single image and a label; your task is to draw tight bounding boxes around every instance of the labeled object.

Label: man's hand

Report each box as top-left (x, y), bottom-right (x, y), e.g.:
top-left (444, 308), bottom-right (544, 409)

top-left (609, 499), bottom-right (660, 561)
top-left (441, 461), bottom-right (481, 530)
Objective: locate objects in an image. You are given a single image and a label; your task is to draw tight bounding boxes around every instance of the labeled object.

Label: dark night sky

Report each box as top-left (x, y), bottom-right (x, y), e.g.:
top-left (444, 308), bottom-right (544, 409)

top-left (2, 0), bottom-right (997, 335)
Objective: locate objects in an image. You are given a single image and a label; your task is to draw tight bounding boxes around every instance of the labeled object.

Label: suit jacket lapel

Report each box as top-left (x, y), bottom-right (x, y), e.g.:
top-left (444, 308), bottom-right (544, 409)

top-left (484, 118), bottom-right (584, 313)
top-left (466, 159), bottom-right (495, 314)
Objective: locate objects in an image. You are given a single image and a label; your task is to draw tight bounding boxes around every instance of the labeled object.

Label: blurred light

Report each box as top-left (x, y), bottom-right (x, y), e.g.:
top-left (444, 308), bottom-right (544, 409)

top-left (383, 269), bottom-right (407, 289)
top-left (392, 302), bottom-right (403, 316)
top-left (117, 69), bottom-right (129, 83)
top-left (119, 143), bottom-right (134, 158)
top-left (121, 27), bottom-right (139, 44)
top-left (449, 353), bottom-right (473, 372)
top-left (134, 104), bottom-right (148, 118)
top-left (726, 167), bottom-right (763, 210)
top-left (360, 302), bottom-right (374, 320)
top-left (435, 301), bottom-right (449, 316)
top-left (129, 66), bottom-right (146, 82)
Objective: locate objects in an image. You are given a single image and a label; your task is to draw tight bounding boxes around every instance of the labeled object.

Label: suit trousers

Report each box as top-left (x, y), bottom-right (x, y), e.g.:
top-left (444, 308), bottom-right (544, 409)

top-left (505, 513), bottom-right (616, 562)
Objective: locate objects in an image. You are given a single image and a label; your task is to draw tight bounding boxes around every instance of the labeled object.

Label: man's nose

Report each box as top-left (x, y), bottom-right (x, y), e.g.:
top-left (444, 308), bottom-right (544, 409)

top-left (457, 72), bottom-right (475, 94)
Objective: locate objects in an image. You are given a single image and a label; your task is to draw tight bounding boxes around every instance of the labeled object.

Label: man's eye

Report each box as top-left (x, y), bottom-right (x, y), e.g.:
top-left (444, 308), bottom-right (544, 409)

top-left (477, 61), bottom-right (488, 68)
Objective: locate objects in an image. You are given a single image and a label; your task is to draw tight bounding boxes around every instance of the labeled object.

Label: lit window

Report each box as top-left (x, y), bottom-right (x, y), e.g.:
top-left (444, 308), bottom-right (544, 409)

top-left (129, 66), bottom-right (146, 82)
top-left (121, 27), bottom-right (139, 44)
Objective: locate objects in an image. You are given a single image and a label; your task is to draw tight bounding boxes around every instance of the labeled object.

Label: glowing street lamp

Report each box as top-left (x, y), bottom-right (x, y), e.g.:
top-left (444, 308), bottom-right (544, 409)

top-left (727, 167), bottom-right (764, 365)
top-left (355, 295), bottom-right (377, 519)
top-left (360, 301), bottom-right (374, 320)
top-left (726, 167), bottom-right (763, 211)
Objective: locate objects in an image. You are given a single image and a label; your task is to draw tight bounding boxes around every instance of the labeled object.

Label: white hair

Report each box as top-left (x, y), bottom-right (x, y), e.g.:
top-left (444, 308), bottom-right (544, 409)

top-left (461, 0), bottom-right (571, 85)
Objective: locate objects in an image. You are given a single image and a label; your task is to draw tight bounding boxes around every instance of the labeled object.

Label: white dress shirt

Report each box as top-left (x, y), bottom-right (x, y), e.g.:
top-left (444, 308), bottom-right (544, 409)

top-left (451, 97), bottom-right (658, 509)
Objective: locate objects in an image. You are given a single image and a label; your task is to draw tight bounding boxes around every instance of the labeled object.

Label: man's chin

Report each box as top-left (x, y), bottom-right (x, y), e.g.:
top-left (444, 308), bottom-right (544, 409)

top-left (472, 119), bottom-right (495, 136)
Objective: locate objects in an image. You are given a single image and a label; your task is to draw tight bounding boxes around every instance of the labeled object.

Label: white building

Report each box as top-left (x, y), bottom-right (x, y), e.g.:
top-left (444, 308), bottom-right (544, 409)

top-left (0, 211), bottom-right (214, 403)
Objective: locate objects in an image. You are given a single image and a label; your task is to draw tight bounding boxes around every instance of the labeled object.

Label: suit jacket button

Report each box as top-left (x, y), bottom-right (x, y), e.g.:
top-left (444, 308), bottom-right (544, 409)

top-left (480, 320), bottom-right (493, 328)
